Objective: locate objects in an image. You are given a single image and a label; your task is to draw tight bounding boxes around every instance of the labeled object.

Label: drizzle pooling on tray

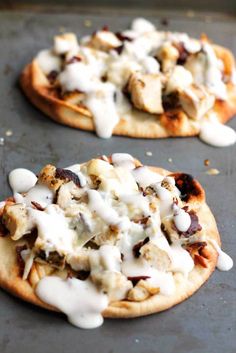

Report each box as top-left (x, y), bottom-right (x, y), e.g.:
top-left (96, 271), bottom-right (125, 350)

top-left (35, 18), bottom-right (236, 144)
top-left (2, 154), bottom-right (233, 329)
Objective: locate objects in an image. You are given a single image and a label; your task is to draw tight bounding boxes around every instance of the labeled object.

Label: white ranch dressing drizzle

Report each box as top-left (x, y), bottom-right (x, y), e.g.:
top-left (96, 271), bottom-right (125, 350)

top-left (111, 153), bottom-right (135, 170)
top-left (36, 49), bottom-right (61, 75)
top-left (210, 239), bottom-right (233, 271)
top-left (173, 204), bottom-right (191, 232)
top-left (132, 166), bottom-right (163, 188)
top-left (14, 184), bottom-right (54, 209)
top-left (65, 164), bottom-right (87, 187)
top-left (151, 182), bottom-right (173, 218)
top-left (36, 277), bottom-right (108, 329)
top-left (9, 168), bottom-right (37, 193)
top-left (200, 114), bottom-right (236, 147)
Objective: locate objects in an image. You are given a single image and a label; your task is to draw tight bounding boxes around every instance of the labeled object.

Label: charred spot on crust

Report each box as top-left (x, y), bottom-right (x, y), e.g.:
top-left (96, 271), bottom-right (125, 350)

top-left (172, 173), bottom-right (202, 202)
top-left (133, 237), bottom-right (150, 258)
top-left (55, 168), bottom-right (81, 187)
top-left (16, 244), bottom-right (27, 276)
top-left (0, 219), bottom-right (9, 237)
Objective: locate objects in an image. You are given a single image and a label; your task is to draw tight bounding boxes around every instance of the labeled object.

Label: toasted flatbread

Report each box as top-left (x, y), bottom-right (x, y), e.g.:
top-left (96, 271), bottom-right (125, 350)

top-left (20, 19), bottom-right (236, 139)
top-left (0, 157), bottom-right (220, 321)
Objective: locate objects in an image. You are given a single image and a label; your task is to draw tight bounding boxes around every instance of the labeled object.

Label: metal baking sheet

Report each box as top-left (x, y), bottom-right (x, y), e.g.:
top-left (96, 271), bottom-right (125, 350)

top-left (0, 8), bottom-right (235, 353)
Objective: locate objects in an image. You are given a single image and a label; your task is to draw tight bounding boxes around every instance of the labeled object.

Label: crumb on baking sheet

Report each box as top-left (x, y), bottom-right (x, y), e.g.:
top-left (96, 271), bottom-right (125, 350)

top-left (160, 18), bottom-right (169, 26)
top-left (5, 129), bottom-right (13, 137)
top-left (204, 159), bottom-right (210, 166)
top-left (84, 20), bottom-right (92, 28)
top-left (167, 158), bottom-right (173, 163)
top-left (59, 26), bottom-right (66, 33)
top-left (206, 168), bottom-right (220, 175)
top-left (186, 10), bottom-right (195, 18)
top-left (145, 151), bottom-right (153, 156)
top-left (0, 137), bottom-right (5, 146)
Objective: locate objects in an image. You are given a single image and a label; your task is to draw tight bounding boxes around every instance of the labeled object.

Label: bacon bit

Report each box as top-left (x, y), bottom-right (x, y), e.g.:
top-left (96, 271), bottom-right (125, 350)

top-left (31, 201), bottom-right (44, 211)
top-left (180, 210), bottom-right (202, 237)
top-left (133, 237), bottom-right (150, 258)
top-left (160, 18), bottom-right (169, 26)
top-left (194, 254), bottom-right (208, 268)
top-left (114, 44), bottom-right (124, 55)
top-left (0, 221), bottom-right (8, 237)
top-left (175, 42), bottom-right (189, 65)
top-left (128, 276), bottom-right (150, 286)
top-left (77, 270), bottom-right (90, 281)
top-left (204, 159), bottom-right (210, 166)
top-left (163, 92), bottom-right (180, 110)
top-left (199, 246), bottom-right (211, 260)
top-left (55, 168), bottom-right (81, 187)
top-left (102, 25), bottom-right (109, 31)
top-left (16, 245), bottom-right (27, 276)
top-left (66, 56), bottom-right (82, 65)
top-left (115, 32), bottom-right (132, 42)
top-left (47, 70), bottom-right (58, 84)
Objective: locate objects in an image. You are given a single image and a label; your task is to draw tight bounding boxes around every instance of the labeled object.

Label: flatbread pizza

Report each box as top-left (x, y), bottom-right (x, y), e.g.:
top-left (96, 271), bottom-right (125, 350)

top-left (20, 18), bottom-right (236, 145)
top-left (0, 154), bottom-right (233, 328)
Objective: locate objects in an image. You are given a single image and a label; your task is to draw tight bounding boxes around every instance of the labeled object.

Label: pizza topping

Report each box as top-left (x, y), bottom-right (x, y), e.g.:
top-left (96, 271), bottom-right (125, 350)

top-left (35, 18), bottom-right (236, 141)
top-left (127, 72), bottom-right (164, 114)
top-left (199, 113), bottom-right (236, 147)
top-left (210, 239), bottom-right (233, 271)
top-left (3, 154), bottom-right (233, 328)
top-left (8, 168), bottom-right (37, 193)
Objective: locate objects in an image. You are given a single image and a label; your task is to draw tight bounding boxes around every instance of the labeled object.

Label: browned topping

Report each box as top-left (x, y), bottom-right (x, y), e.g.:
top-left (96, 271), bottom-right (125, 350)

top-left (114, 45), bottom-right (124, 55)
top-left (180, 209), bottom-right (202, 237)
top-left (204, 159), bottom-right (210, 166)
top-left (16, 245), bottom-right (27, 276)
top-left (174, 42), bottom-right (189, 65)
top-left (55, 168), bottom-right (81, 187)
top-left (36, 250), bottom-right (65, 269)
top-left (163, 93), bottom-right (180, 111)
top-left (102, 25), bottom-right (109, 31)
top-left (128, 275), bottom-right (150, 286)
top-left (173, 173), bottom-right (201, 202)
top-left (133, 237), bottom-right (150, 258)
top-left (115, 32), bottom-right (132, 42)
top-left (31, 201), bottom-right (45, 211)
top-left (66, 56), bottom-right (82, 65)
top-left (132, 216), bottom-right (150, 226)
top-left (185, 241), bottom-right (209, 268)
top-left (0, 219), bottom-right (9, 237)
top-left (77, 270), bottom-right (90, 281)
top-left (47, 70), bottom-right (58, 84)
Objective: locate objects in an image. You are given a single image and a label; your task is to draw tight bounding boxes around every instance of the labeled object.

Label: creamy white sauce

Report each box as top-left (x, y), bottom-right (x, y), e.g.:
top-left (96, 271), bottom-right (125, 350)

top-left (111, 153), bottom-right (135, 170)
top-left (210, 239), bottom-right (233, 271)
top-left (65, 164), bottom-right (87, 187)
top-left (36, 49), bottom-right (61, 75)
top-left (151, 183), bottom-right (173, 218)
top-left (15, 184), bottom-right (54, 208)
top-left (131, 18), bottom-right (156, 33)
top-left (9, 168), bottom-right (37, 193)
top-left (173, 204), bottom-right (191, 232)
top-left (200, 116), bottom-right (236, 147)
top-left (132, 167), bottom-right (163, 188)
top-left (36, 277), bottom-right (108, 329)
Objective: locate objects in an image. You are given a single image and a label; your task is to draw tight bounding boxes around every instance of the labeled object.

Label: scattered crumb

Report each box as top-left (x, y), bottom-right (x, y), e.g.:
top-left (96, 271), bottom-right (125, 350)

top-left (160, 18), bottom-right (169, 26)
top-left (206, 168), bottom-right (220, 175)
top-left (204, 159), bottom-right (210, 166)
top-left (0, 137), bottom-right (5, 146)
top-left (145, 151), bottom-right (152, 157)
top-left (58, 26), bottom-right (66, 33)
top-left (101, 155), bottom-right (109, 162)
top-left (186, 10), bottom-right (195, 18)
top-left (135, 339), bottom-right (140, 343)
top-left (167, 158), bottom-right (173, 163)
top-left (84, 19), bottom-right (92, 28)
top-left (5, 129), bottom-right (13, 137)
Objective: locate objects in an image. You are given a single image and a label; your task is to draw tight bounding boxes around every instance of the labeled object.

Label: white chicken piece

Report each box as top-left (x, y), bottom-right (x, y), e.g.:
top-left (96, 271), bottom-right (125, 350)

top-left (179, 84), bottom-right (215, 120)
top-left (87, 30), bottom-right (122, 52)
top-left (165, 65), bottom-right (193, 94)
top-left (127, 72), bottom-right (164, 114)
top-left (2, 204), bottom-right (32, 240)
top-left (156, 42), bottom-right (179, 73)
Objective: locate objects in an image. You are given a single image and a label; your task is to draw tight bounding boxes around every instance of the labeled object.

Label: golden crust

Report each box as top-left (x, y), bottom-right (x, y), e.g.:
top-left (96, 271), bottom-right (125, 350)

top-left (0, 166), bottom-right (220, 318)
top-left (20, 44), bottom-right (236, 138)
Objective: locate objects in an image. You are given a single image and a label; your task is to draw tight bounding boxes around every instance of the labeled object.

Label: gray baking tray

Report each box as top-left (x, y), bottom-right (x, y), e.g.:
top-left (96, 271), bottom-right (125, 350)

top-left (0, 5), bottom-right (235, 353)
